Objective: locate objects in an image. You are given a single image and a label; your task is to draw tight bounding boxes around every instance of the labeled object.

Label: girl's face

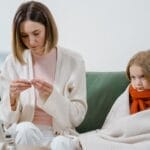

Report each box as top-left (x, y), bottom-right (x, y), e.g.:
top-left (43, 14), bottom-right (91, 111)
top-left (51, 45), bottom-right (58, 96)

top-left (20, 20), bottom-right (46, 55)
top-left (129, 65), bottom-right (150, 91)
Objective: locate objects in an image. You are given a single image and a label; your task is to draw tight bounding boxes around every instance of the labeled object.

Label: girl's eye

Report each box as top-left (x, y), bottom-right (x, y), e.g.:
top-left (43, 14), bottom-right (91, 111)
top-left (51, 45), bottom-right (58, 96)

top-left (141, 75), bottom-right (145, 78)
top-left (130, 76), bottom-right (135, 80)
top-left (138, 74), bottom-right (145, 80)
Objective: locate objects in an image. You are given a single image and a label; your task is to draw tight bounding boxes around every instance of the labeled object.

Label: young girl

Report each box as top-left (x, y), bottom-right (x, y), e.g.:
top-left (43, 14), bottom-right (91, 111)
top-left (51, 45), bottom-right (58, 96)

top-left (126, 50), bottom-right (150, 114)
top-left (74, 50), bottom-right (150, 150)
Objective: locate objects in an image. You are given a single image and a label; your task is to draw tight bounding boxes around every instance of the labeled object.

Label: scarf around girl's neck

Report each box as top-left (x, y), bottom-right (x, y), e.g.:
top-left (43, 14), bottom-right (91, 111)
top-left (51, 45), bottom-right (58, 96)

top-left (129, 85), bottom-right (150, 114)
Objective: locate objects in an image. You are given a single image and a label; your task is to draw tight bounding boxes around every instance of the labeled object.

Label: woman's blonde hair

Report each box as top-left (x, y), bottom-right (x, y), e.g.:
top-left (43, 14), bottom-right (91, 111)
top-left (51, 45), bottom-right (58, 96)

top-left (126, 50), bottom-right (150, 80)
top-left (12, 1), bottom-right (58, 64)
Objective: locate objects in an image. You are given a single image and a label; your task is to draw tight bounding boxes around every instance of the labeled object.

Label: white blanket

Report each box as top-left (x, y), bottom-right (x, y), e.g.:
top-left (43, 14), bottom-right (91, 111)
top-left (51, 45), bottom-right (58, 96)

top-left (79, 86), bottom-right (150, 150)
top-left (0, 143), bottom-right (6, 150)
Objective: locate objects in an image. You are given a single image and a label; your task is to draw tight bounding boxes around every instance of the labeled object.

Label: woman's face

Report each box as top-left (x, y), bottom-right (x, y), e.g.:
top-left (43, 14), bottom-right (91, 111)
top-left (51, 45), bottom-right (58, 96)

top-left (129, 65), bottom-right (150, 91)
top-left (20, 20), bottom-right (46, 55)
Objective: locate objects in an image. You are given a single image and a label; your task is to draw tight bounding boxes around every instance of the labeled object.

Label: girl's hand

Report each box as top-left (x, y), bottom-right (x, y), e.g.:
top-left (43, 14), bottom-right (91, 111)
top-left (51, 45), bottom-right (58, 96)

top-left (10, 79), bottom-right (31, 110)
top-left (31, 79), bottom-right (53, 101)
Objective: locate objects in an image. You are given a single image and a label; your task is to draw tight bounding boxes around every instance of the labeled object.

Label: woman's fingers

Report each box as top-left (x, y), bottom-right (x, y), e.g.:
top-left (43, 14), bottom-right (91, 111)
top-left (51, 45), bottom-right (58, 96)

top-left (10, 80), bottom-right (32, 98)
top-left (31, 79), bottom-right (53, 100)
top-left (31, 79), bottom-right (52, 91)
top-left (10, 79), bottom-right (53, 101)
top-left (10, 80), bottom-right (31, 90)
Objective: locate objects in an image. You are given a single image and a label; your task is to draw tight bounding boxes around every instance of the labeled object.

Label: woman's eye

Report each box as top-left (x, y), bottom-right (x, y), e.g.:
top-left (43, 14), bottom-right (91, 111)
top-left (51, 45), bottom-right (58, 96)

top-left (21, 35), bottom-right (28, 38)
top-left (34, 32), bottom-right (39, 36)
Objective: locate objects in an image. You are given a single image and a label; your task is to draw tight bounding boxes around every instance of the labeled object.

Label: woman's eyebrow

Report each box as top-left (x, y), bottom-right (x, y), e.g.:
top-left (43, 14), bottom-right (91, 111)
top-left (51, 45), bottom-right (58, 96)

top-left (20, 29), bottom-right (40, 34)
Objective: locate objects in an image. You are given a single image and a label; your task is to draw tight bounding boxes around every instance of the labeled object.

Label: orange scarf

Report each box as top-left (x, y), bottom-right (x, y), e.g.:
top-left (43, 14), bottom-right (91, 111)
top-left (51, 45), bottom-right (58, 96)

top-left (129, 85), bottom-right (150, 114)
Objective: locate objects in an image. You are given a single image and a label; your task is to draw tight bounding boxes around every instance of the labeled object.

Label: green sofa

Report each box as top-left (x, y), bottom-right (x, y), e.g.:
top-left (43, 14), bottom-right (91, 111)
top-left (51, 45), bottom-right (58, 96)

top-left (76, 72), bottom-right (129, 133)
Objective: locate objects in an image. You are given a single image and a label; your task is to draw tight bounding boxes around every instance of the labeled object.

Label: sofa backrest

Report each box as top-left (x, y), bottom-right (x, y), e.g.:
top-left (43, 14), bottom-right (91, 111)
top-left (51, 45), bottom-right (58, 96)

top-left (76, 72), bottom-right (129, 133)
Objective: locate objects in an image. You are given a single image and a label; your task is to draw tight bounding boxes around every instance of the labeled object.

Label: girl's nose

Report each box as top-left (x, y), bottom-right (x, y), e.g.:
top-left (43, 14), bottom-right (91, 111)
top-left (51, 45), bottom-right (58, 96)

top-left (135, 78), bottom-right (142, 85)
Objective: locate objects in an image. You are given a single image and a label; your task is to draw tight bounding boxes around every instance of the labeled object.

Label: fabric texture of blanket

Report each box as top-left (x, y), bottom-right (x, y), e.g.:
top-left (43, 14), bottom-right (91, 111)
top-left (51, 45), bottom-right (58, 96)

top-left (79, 85), bottom-right (150, 150)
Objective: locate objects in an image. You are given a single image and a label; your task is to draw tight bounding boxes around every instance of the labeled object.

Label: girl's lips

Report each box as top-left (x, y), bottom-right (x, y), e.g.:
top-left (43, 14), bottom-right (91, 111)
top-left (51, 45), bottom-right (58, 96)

top-left (136, 87), bottom-right (144, 91)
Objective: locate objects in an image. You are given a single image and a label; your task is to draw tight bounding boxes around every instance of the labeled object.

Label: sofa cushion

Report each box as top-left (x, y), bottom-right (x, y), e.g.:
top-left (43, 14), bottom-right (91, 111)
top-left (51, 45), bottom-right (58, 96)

top-left (76, 72), bottom-right (129, 133)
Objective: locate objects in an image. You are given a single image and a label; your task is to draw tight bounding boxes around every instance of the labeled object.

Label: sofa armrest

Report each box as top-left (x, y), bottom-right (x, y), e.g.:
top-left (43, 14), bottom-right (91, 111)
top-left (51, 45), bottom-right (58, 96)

top-left (76, 71), bottom-right (129, 133)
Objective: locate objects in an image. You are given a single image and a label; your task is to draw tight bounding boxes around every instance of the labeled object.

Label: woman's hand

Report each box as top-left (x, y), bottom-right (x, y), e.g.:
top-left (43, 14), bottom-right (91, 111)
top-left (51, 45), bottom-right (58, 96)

top-left (31, 79), bottom-right (53, 101)
top-left (10, 79), bottom-right (31, 111)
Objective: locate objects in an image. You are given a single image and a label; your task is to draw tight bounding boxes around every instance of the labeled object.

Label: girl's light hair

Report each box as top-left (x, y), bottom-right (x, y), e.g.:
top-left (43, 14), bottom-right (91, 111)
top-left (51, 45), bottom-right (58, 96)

top-left (12, 1), bottom-right (58, 64)
top-left (126, 50), bottom-right (150, 80)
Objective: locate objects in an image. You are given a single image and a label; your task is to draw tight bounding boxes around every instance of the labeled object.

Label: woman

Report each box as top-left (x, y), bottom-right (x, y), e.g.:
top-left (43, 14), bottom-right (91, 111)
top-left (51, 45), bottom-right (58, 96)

top-left (0, 1), bottom-right (87, 149)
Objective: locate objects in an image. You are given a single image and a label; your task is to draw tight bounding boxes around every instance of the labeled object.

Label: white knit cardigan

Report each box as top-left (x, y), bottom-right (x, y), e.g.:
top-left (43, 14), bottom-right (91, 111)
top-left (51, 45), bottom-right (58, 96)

top-left (0, 46), bottom-right (87, 135)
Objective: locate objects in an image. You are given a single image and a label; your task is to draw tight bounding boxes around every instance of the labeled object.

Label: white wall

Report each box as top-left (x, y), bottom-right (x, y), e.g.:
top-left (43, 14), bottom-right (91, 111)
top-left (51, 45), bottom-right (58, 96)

top-left (0, 0), bottom-right (150, 71)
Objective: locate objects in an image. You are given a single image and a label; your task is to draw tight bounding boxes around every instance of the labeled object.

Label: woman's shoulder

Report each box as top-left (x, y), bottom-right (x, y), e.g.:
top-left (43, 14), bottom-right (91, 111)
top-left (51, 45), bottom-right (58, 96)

top-left (4, 49), bottom-right (29, 63)
top-left (2, 50), bottom-right (29, 67)
top-left (0, 53), bottom-right (16, 73)
top-left (3, 53), bottom-right (14, 64)
top-left (57, 46), bottom-right (84, 62)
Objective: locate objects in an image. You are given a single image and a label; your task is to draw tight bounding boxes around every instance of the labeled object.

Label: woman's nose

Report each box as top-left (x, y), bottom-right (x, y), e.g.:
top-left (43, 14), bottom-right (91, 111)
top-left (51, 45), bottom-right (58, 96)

top-left (29, 37), bottom-right (36, 46)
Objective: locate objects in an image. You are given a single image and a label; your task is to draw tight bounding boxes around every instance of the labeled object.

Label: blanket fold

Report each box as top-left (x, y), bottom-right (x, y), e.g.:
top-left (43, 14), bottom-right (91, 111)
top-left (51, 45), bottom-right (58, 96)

top-left (79, 85), bottom-right (150, 150)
